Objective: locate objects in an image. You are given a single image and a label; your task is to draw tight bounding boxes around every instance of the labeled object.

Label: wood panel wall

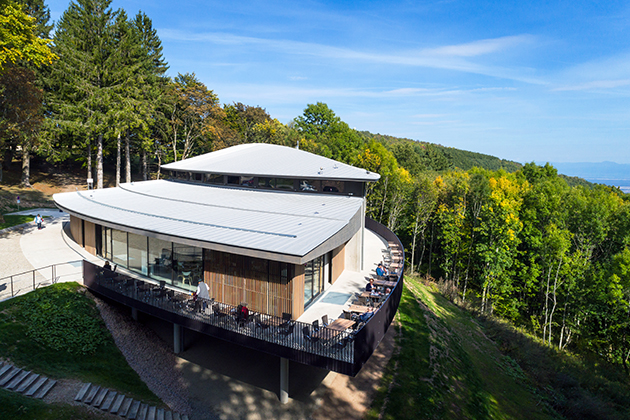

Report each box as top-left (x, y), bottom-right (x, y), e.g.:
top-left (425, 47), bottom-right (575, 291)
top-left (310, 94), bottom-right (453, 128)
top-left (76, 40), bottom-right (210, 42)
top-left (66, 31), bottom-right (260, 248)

top-left (204, 250), bottom-right (298, 318)
top-left (84, 220), bottom-right (96, 255)
top-left (331, 243), bottom-right (345, 284)
top-left (292, 264), bottom-right (305, 319)
top-left (69, 215), bottom-right (83, 246)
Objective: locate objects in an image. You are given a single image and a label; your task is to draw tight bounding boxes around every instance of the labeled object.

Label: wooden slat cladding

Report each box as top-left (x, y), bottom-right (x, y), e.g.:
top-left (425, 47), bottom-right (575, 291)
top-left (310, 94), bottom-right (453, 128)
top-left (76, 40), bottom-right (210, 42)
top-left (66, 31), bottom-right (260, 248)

top-left (204, 250), bottom-right (295, 317)
top-left (331, 243), bottom-right (345, 283)
top-left (292, 264), bottom-right (305, 319)
top-left (70, 215), bottom-right (83, 246)
top-left (84, 220), bottom-right (96, 255)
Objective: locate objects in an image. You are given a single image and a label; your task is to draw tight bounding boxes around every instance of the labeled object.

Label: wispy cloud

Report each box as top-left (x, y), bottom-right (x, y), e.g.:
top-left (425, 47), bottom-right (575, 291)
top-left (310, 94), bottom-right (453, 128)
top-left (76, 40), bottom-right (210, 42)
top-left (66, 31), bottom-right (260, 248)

top-left (159, 29), bottom-right (543, 84)
top-left (553, 79), bottom-right (630, 91)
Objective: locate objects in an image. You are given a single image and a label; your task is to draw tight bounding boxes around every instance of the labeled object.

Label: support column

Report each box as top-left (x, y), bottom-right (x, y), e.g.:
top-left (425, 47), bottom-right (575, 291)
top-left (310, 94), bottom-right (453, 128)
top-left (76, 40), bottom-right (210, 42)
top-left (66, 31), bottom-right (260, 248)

top-left (131, 307), bottom-right (138, 321)
top-left (280, 357), bottom-right (289, 404)
top-left (174, 324), bottom-right (183, 354)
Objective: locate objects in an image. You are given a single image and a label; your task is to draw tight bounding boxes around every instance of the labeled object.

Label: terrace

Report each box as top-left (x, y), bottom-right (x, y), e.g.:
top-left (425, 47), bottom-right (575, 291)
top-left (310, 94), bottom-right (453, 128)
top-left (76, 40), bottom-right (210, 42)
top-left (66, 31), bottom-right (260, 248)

top-left (82, 218), bottom-right (403, 377)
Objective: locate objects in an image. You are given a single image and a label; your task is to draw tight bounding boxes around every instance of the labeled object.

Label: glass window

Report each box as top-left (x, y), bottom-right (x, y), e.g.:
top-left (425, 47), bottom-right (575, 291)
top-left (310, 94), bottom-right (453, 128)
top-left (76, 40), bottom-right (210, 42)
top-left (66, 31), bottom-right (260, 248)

top-left (205, 173), bottom-right (224, 184)
top-left (240, 176), bottom-right (255, 187)
top-left (276, 178), bottom-right (294, 191)
top-left (102, 227), bottom-right (112, 260)
top-left (259, 177), bottom-right (275, 189)
top-left (227, 175), bottom-right (239, 185)
top-left (299, 179), bottom-right (319, 192)
top-left (304, 256), bottom-right (323, 307)
top-left (175, 171), bottom-right (189, 180)
top-left (128, 233), bottom-right (148, 276)
top-left (192, 173), bottom-right (203, 182)
top-left (149, 237), bottom-right (173, 283)
top-left (322, 181), bottom-right (344, 193)
top-left (173, 243), bottom-right (203, 291)
top-left (112, 229), bottom-right (127, 267)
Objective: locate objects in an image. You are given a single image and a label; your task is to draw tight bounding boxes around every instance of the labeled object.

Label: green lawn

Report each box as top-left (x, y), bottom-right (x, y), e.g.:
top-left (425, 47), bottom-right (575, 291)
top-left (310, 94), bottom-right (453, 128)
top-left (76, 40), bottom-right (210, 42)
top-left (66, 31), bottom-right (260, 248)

top-left (0, 388), bottom-right (113, 420)
top-left (0, 214), bottom-right (37, 230)
top-left (367, 275), bottom-right (559, 420)
top-left (0, 283), bottom-right (160, 405)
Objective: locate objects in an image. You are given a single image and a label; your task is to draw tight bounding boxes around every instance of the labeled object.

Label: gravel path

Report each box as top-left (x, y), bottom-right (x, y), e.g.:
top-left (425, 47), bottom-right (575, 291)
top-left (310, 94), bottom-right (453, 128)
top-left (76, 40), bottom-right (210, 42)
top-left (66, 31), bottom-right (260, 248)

top-left (93, 296), bottom-right (193, 416)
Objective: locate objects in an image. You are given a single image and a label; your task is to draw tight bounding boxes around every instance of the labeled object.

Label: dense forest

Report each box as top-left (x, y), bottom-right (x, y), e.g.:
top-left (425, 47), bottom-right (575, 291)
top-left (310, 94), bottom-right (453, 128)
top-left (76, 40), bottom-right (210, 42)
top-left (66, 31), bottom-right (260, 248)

top-left (3, 0), bottom-right (630, 376)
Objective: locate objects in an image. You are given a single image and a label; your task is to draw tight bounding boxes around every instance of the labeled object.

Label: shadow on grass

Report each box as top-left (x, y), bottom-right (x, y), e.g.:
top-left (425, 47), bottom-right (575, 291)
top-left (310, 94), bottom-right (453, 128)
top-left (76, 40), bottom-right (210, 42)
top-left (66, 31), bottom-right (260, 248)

top-left (478, 315), bottom-right (630, 420)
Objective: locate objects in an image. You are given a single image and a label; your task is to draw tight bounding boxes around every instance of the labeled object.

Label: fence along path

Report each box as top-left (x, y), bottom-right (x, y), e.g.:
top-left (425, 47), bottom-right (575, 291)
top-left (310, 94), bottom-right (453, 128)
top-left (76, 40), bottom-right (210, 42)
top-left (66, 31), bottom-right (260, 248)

top-left (0, 260), bottom-right (84, 302)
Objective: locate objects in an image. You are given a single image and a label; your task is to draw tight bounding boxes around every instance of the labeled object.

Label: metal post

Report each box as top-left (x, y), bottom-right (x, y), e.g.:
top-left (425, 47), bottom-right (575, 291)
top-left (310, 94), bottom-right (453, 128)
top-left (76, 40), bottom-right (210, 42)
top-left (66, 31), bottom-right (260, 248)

top-left (32, 270), bottom-right (35, 290)
top-left (174, 324), bottom-right (183, 354)
top-left (131, 307), bottom-right (138, 321)
top-left (10, 276), bottom-right (13, 297)
top-left (280, 357), bottom-right (289, 404)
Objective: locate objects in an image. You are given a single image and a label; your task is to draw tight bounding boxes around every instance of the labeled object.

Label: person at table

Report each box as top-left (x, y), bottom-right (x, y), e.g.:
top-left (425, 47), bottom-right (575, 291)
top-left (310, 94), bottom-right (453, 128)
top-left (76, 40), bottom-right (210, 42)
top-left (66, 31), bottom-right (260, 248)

top-left (358, 307), bottom-right (374, 323)
top-left (196, 280), bottom-right (210, 312)
top-left (376, 263), bottom-right (388, 277)
top-left (366, 278), bottom-right (375, 292)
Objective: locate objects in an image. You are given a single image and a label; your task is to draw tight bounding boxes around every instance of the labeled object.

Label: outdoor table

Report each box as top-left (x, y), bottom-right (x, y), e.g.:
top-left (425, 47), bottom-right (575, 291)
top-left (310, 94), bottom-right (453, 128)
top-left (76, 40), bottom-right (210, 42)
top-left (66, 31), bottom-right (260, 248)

top-left (373, 279), bottom-right (397, 288)
top-left (348, 304), bottom-right (371, 314)
top-left (327, 318), bottom-right (356, 331)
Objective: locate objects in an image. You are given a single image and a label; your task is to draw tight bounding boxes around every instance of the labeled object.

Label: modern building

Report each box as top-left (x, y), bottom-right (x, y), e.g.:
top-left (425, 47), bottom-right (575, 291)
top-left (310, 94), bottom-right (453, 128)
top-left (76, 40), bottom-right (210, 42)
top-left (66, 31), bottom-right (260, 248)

top-left (54, 143), bottom-right (404, 402)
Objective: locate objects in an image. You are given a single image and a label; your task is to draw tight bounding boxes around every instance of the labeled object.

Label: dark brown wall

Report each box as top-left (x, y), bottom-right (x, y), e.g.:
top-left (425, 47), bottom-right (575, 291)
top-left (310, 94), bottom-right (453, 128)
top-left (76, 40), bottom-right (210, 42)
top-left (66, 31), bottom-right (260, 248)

top-left (84, 220), bottom-right (96, 255)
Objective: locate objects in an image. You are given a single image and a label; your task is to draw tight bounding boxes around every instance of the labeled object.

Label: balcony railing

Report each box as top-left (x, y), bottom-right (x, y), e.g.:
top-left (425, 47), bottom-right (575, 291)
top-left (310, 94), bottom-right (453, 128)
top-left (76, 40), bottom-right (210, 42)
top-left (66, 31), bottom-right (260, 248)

top-left (83, 218), bottom-right (404, 376)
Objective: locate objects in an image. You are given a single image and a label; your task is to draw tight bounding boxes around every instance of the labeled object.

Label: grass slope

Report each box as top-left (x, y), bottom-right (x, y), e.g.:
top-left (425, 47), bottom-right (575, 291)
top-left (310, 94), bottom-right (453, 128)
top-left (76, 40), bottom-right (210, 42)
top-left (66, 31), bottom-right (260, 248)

top-left (0, 283), bottom-right (160, 408)
top-left (368, 275), bottom-right (558, 420)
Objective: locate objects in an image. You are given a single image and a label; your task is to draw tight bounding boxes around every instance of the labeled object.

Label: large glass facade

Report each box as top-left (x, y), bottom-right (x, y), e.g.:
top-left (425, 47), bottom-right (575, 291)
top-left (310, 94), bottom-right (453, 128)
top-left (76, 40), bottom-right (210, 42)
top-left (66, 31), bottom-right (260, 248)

top-left (128, 232), bottom-right (148, 276)
top-left (112, 229), bottom-right (127, 267)
top-left (304, 256), bottom-right (323, 307)
top-left (172, 243), bottom-right (203, 289)
top-left (99, 227), bottom-right (201, 292)
top-left (149, 237), bottom-right (173, 283)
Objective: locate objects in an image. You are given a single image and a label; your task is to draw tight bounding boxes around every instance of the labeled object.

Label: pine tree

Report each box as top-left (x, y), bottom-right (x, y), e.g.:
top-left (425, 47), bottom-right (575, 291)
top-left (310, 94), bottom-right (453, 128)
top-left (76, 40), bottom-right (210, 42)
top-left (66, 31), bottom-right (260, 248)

top-left (43, 0), bottom-right (118, 188)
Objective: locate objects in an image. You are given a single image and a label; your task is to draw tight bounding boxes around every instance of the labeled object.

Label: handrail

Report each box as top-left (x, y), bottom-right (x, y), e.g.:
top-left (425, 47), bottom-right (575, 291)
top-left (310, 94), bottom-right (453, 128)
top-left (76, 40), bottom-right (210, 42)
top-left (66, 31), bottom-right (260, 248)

top-left (0, 260), bottom-right (84, 301)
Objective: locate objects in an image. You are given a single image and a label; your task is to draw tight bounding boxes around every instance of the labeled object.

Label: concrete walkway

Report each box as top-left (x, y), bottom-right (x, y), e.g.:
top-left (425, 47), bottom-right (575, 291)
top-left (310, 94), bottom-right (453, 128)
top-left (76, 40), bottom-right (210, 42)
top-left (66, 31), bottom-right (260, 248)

top-left (0, 208), bottom-right (396, 419)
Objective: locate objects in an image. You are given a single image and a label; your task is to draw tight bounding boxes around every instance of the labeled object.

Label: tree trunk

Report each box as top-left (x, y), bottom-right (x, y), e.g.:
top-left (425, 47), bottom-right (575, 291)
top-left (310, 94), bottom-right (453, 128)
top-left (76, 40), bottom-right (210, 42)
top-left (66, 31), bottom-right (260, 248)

top-left (97, 133), bottom-right (103, 189)
top-left (116, 133), bottom-right (121, 187)
top-left (125, 135), bottom-right (131, 183)
top-left (142, 149), bottom-right (148, 181)
top-left (87, 139), bottom-right (92, 183)
top-left (21, 146), bottom-right (31, 187)
top-left (0, 160), bottom-right (3, 183)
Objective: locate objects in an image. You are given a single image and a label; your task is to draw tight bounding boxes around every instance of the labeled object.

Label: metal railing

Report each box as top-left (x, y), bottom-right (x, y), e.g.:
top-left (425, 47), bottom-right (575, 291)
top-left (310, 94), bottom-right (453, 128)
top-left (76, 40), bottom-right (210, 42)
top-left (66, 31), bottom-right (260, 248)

top-left (0, 260), bottom-right (84, 302)
top-left (83, 260), bottom-right (357, 373)
top-left (82, 218), bottom-right (405, 376)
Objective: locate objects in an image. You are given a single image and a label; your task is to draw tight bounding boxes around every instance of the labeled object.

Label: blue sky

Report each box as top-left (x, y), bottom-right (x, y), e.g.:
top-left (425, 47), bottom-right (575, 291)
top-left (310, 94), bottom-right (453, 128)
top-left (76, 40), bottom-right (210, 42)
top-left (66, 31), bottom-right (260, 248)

top-left (46, 1), bottom-right (630, 164)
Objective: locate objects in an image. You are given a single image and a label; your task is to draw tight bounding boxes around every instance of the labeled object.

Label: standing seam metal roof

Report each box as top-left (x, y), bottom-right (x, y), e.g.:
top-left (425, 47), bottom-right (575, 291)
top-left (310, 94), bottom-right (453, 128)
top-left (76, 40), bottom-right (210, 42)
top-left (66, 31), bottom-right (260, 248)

top-left (161, 143), bottom-right (381, 182)
top-left (53, 180), bottom-right (364, 260)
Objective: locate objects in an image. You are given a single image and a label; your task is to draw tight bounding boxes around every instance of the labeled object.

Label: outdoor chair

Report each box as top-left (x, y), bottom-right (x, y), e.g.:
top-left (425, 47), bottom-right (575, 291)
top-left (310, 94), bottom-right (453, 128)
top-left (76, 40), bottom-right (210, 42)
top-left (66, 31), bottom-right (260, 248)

top-left (302, 326), bottom-right (320, 343)
top-left (256, 314), bottom-right (270, 329)
top-left (213, 304), bottom-right (227, 317)
top-left (278, 323), bottom-right (295, 338)
top-left (279, 312), bottom-right (292, 329)
top-left (321, 314), bottom-right (329, 327)
top-left (312, 319), bottom-right (320, 332)
top-left (333, 333), bottom-right (355, 352)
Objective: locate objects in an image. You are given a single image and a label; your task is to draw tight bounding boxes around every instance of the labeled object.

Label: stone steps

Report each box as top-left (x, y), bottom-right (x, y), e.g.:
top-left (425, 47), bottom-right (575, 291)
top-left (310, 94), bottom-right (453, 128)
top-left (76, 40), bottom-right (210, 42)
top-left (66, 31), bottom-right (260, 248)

top-left (0, 361), bottom-right (56, 399)
top-left (75, 382), bottom-right (188, 420)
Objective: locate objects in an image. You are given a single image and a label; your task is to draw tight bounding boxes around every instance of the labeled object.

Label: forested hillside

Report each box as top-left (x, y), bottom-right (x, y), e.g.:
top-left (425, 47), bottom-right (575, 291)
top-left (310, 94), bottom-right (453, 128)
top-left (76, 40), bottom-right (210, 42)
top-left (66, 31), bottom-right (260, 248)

top-left (2, 0), bottom-right (630, 412)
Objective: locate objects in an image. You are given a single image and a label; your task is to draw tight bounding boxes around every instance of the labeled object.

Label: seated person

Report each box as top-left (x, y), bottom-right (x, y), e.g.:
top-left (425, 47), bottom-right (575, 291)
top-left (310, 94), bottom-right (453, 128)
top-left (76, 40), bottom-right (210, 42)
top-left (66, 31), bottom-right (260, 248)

top-left (366, 278), bottom-right (375, 292)
top-left (102, 261), bottom-right (117, 278)
top-left (237, 302), bottom-right (249, 326)
top-left (375, 263), bottom-right (388, 277)
top-left (358, 308), bottom-right (374, 323)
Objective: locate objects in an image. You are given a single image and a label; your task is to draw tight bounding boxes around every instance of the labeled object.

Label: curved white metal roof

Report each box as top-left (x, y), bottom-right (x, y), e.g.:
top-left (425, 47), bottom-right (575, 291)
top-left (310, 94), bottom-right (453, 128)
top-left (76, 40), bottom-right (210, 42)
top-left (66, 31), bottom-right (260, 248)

top-left (161, 143), bottom-right (380, 182)
top-left (54, 180), bottom-right (364, 264)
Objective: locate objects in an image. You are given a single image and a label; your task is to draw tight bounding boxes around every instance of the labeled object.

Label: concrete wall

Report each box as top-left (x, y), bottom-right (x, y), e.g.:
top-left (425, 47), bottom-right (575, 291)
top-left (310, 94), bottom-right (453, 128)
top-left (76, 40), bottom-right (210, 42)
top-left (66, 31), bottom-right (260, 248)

top-left (344, 227), bottom-right (362, 272)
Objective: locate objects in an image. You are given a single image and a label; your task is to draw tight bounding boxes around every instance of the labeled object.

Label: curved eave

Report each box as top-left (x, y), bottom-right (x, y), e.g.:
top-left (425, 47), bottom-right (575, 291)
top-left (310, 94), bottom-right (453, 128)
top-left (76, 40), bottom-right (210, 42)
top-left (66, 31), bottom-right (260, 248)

top-left (54, 181), bottom-right (365, 265)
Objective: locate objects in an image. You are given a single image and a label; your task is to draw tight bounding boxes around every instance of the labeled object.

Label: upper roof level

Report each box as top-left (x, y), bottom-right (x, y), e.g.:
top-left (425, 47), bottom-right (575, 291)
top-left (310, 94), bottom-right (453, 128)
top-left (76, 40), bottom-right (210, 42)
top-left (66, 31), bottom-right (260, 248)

top-left (162, 143), bottom-right (381, 183)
